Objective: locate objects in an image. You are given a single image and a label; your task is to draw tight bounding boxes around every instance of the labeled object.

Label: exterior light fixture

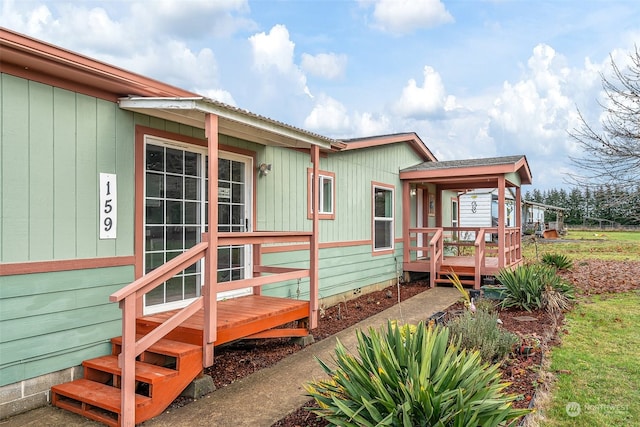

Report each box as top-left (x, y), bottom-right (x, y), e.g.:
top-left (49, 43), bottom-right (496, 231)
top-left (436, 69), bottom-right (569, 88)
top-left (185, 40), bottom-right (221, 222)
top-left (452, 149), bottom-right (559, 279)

top-left (258, 163), bottom-right (272, 176)
top-left (410, 188), bottom-right (417, 197)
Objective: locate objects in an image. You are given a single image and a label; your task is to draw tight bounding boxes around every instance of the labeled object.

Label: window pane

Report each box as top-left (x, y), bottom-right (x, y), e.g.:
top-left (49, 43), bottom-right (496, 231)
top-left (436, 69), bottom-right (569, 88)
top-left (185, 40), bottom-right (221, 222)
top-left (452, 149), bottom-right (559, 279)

top-left (146, 199), bottom-right (164, 224)
top-left (166, 148), bottom-right (184, 174)
top-left (166, 175), bottom-right (183, 199)
top-left (375, 220), bottom-right (392, 249)
top-left (146, 285), bottom-right (164, 306)
top-left (219, 158), bottom-right (230, 181)
top-left (184, 151), bottom-right (199, 176)
top-left (232, 183), bottom-right (244, 203)
top-left (145, 252), bottom-right (165, 273)
top-left (166, 277), bottom-right (183, 302)
top-left (145, 226), bottom-right (164, 251)
top-left (185, 202), bottom-right (199, 225)
top-left (231, 161), bottom-right (244, 182)
top-left (321, 177), bottom-right (332, 213)
top-left (146, 145), bottom-right (164, 171)
top-left (185, 177), bottom-right (199, 200)
top-left (166, 201), bottom-right (183, 224)
top-left (374, 189), bottom-right (392, 218)
top-left (166, 226), bottom-right (183, 250)
top-left (184, 275), bottom-right (199, 299)
top-left (146, 173), bottom-right (164, 198)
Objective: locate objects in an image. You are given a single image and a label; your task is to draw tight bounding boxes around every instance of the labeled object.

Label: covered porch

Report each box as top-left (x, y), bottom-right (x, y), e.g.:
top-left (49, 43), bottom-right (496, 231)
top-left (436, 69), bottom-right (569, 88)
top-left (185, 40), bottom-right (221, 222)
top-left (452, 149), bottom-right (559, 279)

top-left (108, 99), bottom-right (332, 426)
top-left (400, 156), bottom-right (532, 289)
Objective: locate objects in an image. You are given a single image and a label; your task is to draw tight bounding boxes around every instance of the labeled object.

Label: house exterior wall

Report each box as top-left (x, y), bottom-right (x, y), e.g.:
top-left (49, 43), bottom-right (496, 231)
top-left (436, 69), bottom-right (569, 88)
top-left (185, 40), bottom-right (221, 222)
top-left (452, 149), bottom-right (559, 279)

top-left (260, 143), bottom-right (423, 300)
top-left (0, 74), bottom-right (221, 415)
top-left (1, 72), bottom-right (427, 416)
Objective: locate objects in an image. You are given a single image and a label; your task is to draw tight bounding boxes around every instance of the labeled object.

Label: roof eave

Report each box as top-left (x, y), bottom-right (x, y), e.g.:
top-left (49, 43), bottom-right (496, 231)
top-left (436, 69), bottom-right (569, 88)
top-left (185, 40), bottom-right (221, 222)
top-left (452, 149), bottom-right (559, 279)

top-left (119, 97), bottom-right (335, 149)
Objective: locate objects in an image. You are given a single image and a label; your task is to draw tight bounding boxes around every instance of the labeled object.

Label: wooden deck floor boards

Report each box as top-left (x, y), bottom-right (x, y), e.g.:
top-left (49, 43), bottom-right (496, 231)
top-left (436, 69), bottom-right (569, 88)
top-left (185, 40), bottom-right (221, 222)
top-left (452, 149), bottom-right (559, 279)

top-left (138, 295), bottom-right (310, 346)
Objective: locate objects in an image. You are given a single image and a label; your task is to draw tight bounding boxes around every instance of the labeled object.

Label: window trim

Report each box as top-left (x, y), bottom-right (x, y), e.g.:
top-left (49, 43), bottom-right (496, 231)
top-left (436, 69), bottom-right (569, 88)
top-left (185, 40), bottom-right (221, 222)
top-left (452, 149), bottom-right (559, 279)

top-left (307, 168), bottom-right (336, 220)
top-left (372, 182), bottom-right (395, 255)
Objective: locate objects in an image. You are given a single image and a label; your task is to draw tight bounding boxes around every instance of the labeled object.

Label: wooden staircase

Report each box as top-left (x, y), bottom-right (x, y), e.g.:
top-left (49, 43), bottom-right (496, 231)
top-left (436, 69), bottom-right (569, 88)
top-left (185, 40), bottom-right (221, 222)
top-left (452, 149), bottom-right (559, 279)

top-left (51, 333), bottom-right (202, 426)
top-left (433, 262), bottom-right (479, 288)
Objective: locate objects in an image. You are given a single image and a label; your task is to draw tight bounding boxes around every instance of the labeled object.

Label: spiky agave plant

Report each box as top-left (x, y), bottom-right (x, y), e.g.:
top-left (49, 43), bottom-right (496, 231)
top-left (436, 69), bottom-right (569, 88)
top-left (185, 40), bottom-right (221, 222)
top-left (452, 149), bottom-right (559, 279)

top-left (305, 322), bottom-right (530, 426)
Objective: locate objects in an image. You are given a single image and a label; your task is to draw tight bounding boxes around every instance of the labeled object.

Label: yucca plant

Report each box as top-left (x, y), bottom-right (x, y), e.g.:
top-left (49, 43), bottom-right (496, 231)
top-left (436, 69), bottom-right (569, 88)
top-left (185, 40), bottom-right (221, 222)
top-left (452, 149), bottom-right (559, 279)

top-left (304, 322), bottom-right (530, 426)
top-left (541, 253), bottom-right (573, 270)
top-left (497, 264), bottom-right (574, 312)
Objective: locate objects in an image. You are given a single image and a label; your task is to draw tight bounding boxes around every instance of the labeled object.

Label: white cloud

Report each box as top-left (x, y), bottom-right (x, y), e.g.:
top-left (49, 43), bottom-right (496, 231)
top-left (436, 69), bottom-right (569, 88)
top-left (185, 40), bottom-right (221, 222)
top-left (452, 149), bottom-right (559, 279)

top-left (363, 0), bottom-right (454, 34)
top-left (393, 66), bottom-right (459, 118)
top-left (304, 95), bottom-right (351, 134)
top-left (301, 53), bottom-right (347, 80)
top-left (249, 24), bottom-right (296, 73)
top-left (249, 24), bottom-right (313, 98)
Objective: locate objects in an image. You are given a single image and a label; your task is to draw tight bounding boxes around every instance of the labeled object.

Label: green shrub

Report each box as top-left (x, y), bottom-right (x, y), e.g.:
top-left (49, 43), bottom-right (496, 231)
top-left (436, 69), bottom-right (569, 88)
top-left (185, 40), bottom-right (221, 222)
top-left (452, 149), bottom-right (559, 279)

top-left (497, 264), bottom-right (574, 312)
top-left (541, 253), bottom-right (573, 270)
top-left (447, 307), bottom-right (519, 363)
top-left (305, 322), bottom-right (530, 426)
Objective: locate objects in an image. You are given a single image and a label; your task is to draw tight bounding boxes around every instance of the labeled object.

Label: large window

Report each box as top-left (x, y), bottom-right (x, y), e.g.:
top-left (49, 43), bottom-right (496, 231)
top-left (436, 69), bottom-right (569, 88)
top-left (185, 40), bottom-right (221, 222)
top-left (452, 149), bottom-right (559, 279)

top-left (307, 169), bottom-right (335, 220)
top-left (373, 183), bottom-right (394, 252)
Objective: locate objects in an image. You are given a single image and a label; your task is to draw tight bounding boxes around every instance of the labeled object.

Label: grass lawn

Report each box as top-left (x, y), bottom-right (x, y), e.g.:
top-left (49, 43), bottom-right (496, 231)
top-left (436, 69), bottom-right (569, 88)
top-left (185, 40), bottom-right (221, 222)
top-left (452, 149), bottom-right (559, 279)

top-left (522, 229), bottom-right (640, 262)
top-left (540, 292), bottom-right (640, 426)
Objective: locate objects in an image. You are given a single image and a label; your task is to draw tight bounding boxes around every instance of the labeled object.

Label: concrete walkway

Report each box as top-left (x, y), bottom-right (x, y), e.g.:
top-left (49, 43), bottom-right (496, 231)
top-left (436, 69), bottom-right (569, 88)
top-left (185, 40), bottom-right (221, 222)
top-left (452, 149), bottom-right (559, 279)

top-left (2, 287), bottom-right (459, 427)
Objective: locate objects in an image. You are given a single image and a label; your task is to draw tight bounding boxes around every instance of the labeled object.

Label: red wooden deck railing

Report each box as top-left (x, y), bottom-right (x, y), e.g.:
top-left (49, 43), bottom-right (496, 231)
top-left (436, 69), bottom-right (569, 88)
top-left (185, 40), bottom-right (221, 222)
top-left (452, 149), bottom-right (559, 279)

top-left (109, 231), bottom-right (314, 427)
top-left (404, 226), bottom-right (523, 286)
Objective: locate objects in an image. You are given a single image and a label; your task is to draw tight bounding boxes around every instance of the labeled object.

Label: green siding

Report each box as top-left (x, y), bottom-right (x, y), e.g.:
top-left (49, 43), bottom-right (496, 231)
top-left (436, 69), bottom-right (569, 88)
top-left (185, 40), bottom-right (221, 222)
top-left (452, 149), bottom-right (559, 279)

top-left (0, 266), bottom-right (132, 386)
top-left (0, 75), bottom-right (136, 262)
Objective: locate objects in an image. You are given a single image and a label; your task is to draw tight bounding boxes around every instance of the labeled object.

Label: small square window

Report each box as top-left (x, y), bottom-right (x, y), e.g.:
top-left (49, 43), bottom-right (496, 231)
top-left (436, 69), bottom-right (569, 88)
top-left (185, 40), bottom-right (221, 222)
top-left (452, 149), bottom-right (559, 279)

top-left (308, 169), bottom-right (336, 220)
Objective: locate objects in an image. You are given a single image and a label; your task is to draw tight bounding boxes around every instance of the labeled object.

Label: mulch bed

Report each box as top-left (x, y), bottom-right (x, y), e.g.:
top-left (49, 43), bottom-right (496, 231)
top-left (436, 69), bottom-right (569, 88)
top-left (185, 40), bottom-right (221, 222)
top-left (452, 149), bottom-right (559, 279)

top-left (169, 259), bottom-right (640, 426)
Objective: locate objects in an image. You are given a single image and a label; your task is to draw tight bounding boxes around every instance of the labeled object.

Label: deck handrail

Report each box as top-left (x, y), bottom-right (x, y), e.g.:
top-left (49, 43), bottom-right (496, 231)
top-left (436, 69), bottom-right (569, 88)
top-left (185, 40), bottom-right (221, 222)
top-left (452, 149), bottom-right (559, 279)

top-left (110, 231), bottom-right (314, 427)
top-left (474, 228), bottom-right (488, 288)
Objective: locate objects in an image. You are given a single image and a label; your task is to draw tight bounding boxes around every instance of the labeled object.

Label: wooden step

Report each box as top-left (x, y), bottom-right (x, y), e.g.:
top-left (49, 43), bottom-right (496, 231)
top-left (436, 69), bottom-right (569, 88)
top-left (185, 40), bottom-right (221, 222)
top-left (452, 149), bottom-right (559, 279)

top-left (51, 379), bottom-right (151, 426)
top-left (434, 277), bottom-right (475, 286)
top-left (111, 335), bottom-right (201, 358)
top-left (84, 355), bottom-right (179, 385)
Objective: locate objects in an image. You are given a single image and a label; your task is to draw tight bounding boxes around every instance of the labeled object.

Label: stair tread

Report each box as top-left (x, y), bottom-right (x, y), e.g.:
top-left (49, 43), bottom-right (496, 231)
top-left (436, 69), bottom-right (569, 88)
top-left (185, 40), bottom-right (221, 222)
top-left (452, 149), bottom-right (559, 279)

top-left (52, 379), bottom-right (151, 412)
top-left (111, 335), bottom-right (201, 357)
top-left (84, 355), bottom-right (178, 383)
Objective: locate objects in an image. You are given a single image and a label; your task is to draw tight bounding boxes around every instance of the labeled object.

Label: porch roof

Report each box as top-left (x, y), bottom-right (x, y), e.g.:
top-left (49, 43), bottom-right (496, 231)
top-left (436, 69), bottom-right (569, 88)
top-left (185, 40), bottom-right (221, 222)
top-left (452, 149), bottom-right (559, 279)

top-left (119, 96), bottom-right (336, 150)
top-left (400, 155), bottom-right (532, 188)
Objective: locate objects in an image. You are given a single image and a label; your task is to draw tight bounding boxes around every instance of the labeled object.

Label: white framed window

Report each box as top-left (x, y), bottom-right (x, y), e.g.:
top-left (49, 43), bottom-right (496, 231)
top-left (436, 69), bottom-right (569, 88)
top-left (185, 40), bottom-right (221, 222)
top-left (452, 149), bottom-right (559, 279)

top-left (307, 169), bottom-right (335, 220)
top-left (373, 183), bottom-right (394, 252)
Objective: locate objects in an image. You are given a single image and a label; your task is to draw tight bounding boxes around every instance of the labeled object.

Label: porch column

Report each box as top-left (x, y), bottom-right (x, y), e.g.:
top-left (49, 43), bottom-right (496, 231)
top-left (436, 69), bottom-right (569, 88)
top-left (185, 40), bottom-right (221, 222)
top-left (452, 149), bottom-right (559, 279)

top-left (497, 176), bottom-right (506, 269)
top-left (402, 180), bottom-right (410, 269)
top-left (309, 145), bottom-right (320, 329)
top-left (515, 185), bottom-right (522, 261)
top-left (203, 113), bottom-right (219, 367)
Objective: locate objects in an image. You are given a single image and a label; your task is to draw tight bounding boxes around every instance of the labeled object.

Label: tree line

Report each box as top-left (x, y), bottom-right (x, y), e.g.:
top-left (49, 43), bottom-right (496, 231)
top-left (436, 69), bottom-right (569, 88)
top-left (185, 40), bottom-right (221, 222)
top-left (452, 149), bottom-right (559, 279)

top-left (524, 186), bottom-right (640, 226)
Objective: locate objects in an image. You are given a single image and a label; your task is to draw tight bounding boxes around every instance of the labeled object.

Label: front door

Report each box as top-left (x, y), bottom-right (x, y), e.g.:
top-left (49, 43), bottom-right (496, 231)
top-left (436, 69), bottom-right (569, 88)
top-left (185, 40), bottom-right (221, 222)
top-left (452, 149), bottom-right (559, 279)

top-left (143, 136), bottom-right (252, 314)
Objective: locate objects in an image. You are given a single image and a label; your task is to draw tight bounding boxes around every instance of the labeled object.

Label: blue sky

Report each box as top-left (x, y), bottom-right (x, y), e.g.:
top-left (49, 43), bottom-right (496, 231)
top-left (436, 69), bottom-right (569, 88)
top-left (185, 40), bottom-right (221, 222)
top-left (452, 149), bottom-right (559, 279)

top-left (3, 0), bottom-right (639, 190)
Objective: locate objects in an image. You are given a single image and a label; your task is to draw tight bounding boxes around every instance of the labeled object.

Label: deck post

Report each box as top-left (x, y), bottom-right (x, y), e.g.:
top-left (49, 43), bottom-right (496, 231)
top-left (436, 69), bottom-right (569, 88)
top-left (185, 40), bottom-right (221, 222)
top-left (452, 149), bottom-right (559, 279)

top-left (402, 180), bottom-right (410, 274)
top-left (309, 145), bottom-right (320, 329)
top-left (498, 176), bottom-right (506, 269)
top-left (203, 113), bottom-right (219, 367)
top-left (515, 186), bottom-right (522, 262)
top-left (119, 296), bottom-right (136, 427)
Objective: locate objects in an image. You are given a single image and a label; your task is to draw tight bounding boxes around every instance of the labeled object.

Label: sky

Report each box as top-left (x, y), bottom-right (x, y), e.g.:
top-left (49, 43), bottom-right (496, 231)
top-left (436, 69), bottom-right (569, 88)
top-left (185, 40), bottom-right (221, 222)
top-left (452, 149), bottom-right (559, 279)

top-left (3, 0), bottom-right (640, 191)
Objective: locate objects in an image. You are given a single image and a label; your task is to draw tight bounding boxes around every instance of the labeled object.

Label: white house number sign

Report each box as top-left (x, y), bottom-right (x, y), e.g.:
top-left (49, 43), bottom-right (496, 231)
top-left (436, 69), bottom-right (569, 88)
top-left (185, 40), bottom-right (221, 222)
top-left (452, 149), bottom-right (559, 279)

top-left (99, 173), bottom-right (117, 239)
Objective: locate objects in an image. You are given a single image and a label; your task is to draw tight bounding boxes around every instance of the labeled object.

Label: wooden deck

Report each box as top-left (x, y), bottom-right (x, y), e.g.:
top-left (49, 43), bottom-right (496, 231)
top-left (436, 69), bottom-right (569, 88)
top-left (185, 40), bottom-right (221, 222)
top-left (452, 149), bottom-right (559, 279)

top-left (136, 295), bottom-right (311, 347)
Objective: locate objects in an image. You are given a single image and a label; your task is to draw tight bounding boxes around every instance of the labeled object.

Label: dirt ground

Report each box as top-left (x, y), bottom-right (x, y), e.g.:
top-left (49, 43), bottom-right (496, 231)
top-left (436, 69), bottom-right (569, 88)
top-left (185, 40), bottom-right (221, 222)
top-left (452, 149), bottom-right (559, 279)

top-left (171, 259), bottom-right (640, 427)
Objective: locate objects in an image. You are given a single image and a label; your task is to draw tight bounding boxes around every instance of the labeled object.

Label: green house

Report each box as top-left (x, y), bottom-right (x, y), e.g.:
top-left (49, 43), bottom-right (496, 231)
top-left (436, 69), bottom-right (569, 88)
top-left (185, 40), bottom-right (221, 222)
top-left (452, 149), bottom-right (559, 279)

top-left (0, 28), bottom-right (532, 425)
